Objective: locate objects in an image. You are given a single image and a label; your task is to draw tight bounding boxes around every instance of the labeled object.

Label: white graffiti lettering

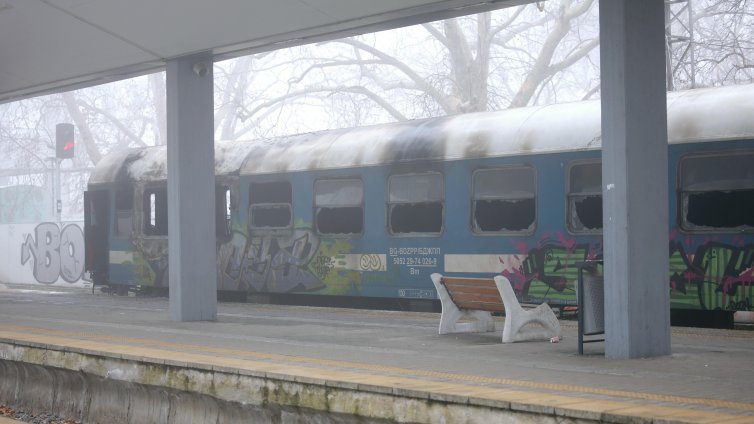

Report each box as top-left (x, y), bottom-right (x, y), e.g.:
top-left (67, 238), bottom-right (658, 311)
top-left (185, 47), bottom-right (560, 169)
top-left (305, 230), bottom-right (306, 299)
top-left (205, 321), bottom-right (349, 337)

top-left (20, 223), bottom-right (85, 284)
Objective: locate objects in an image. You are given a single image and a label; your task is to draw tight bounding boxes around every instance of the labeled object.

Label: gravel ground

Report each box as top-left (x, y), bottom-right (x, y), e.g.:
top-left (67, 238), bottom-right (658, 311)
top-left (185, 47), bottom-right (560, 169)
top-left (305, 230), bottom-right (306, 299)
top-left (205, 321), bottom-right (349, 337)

top-left (0, 405), bottom-right (81, 424)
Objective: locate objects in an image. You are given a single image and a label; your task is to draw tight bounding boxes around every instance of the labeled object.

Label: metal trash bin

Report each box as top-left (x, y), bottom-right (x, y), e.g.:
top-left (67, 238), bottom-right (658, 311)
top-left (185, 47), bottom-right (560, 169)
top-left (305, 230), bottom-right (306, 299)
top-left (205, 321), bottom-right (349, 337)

top-left (578, 260), bottom-right (604, 354)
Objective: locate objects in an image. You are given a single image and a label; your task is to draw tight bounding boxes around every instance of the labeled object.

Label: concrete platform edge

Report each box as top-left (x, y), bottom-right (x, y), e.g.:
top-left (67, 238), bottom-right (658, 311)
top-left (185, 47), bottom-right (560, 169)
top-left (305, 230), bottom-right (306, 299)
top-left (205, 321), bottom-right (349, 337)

top-left (2, 335), bottom-right (752, 424)
top-left (1, 338), bottom-right (625, 424)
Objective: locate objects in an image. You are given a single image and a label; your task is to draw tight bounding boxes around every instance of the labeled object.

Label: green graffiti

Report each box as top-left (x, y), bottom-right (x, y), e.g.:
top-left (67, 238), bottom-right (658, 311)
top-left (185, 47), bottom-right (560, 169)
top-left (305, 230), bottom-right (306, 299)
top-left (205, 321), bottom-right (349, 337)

top-left (525, 280), bottom-right (576, 304)
top-left (542, 246), bottom-right (588, 281)
top-left (308, 239), bottom-right (361, 296)
top-left (127, 251), bottom-right (156, 286)
top-left (669, 250), bottom-right (689, 277)
top-left (669, 241), bottom-right (754, 311)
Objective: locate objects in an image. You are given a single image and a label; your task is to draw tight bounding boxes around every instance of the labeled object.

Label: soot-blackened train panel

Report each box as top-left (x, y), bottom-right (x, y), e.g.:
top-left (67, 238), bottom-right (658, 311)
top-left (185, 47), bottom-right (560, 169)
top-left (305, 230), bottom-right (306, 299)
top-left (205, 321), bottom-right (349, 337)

top-left (384, 119), bottom-right (447, 164)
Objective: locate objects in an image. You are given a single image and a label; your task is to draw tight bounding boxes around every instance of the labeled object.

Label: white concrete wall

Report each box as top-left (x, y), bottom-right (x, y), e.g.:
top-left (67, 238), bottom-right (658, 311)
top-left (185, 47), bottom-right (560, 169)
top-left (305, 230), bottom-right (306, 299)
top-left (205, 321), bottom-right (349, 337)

top-left (0, 222), bottom-right (91, 288)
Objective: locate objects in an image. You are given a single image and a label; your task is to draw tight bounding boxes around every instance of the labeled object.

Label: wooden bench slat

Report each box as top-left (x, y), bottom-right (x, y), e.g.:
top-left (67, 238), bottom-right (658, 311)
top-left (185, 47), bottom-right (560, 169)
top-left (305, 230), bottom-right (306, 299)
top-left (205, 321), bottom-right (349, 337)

top-left (441, 285), bottom-right (501, 296)
top-left (442, 277), bottom-right (497, 286)
top-left (443, 281), bottom-right (497, 289)
top-left (449, 291), bottom-right (502, 304)
top-left (440, 276), bottom-right (506, 313)
top-left (452, 293), bottom-right (503, 309)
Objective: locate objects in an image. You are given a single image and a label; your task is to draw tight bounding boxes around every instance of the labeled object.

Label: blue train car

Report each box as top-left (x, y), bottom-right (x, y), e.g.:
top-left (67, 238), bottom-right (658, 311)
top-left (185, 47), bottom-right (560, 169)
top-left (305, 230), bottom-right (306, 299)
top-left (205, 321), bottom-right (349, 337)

top-left (84, 85), bottom-right (754, 322)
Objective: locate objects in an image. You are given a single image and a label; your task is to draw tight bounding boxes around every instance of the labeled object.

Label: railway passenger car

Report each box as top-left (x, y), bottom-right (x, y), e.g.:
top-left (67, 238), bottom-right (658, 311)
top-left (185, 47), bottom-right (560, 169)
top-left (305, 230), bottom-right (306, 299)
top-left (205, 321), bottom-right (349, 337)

top-left (84, 84), bottom-right (754, 324)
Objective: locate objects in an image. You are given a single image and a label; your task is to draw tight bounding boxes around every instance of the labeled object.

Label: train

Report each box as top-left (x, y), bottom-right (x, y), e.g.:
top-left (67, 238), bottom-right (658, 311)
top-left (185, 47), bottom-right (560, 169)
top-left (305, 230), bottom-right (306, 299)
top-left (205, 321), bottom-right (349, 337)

top-left (84, 84), bottom-right (754, 326)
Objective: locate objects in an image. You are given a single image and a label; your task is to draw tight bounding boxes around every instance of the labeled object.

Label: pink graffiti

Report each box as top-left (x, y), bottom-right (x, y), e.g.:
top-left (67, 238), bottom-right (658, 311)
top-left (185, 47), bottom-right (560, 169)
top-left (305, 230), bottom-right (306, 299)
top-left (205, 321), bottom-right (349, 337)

top-left (539, 232), bottom-right (552, 246)
top-left (501, 267), bottom-right (529, 292)
top-left (737, 267), bottom-right (754, 284)
top-left (703, 236), bottom-right (721, 244)
top-left (556, 231), bottom-right (576, 251)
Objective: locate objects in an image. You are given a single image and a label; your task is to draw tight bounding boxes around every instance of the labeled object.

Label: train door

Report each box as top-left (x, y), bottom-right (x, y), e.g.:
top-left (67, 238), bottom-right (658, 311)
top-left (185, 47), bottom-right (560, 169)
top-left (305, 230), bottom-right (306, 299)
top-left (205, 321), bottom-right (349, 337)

top-left (84, 189), bottom-right (110, 285)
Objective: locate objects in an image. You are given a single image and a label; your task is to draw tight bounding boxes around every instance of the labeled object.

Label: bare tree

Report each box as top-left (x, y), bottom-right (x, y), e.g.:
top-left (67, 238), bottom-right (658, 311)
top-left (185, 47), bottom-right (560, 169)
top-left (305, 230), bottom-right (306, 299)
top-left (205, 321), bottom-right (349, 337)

top-left (0, 76), bottom-right (163, 221)
top-left (149, 73), bottom-right (167, 145)
top-left (692, 0), bottom-right (754, 87)
top-left (2, 0), bottom-right (752, 222)
top-left (666, 0), bottom-right (754, 89)
top-left (213, 0), bottom-right (601, 141)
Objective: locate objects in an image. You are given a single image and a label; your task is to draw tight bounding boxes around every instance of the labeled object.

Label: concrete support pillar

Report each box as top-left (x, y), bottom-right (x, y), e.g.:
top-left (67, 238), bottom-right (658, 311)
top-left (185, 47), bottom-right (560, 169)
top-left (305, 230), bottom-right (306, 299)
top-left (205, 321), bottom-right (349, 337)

top-left (166, 53), bottom-right (217, 321)
top-left (599, 0), bottom-right (670, 358)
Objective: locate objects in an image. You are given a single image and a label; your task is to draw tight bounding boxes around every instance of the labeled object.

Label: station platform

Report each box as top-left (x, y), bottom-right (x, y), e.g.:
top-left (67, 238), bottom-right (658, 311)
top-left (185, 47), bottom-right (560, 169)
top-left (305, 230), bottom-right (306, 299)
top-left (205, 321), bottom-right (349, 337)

top-left (1, 283), bottom-right (753, 423)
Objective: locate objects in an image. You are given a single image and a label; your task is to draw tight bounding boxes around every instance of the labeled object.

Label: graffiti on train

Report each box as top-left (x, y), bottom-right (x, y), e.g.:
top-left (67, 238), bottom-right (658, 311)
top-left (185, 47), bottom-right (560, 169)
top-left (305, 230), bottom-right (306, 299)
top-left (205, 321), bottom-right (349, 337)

top-left (496, 232), bottom-right (753, 311)
top-left (219, 229), bottom-right (322, 293)
top-left (495, 232), bottom-right (601, 305)
top-left (669, 233), bottom-right (754, 311)
top-left (452, 231), bottom-right (754, 311)
top-left (20, 222), bottom-right (86, 284)
top-left (218, 228), bottom-right (387, 295)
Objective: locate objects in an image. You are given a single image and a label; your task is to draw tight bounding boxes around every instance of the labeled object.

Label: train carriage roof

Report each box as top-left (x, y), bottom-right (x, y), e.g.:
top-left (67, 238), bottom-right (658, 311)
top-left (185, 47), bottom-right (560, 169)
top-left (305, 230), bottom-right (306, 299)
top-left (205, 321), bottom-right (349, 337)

top-left (88, 83), bottom-right (754, 185)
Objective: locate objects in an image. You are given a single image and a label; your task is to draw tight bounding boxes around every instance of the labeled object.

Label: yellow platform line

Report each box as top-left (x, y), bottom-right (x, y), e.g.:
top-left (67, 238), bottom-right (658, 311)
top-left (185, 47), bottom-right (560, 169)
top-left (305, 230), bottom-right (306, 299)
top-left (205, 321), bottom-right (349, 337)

top-left (1, 323), bottom-right (753, 420)
top-left (1, 331), bottom-right (752, 424)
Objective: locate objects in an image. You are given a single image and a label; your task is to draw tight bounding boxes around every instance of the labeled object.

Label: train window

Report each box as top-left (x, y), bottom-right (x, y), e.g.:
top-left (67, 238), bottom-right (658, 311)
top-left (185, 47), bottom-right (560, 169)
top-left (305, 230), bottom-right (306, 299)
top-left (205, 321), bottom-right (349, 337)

top-left (680, 152), bottom-right (754, 232)
top-left (472, 167), bottom-right (536, 234)
top-left (114, 188), bottom-right (133, 237)
top-left (143, 187), bottom-right (168, 236)
top-left (315, 179), bottom-right (363, 236)
top-left (568, 161), bottom-right (602, 233)
top-left (216, 186), bottom-right (231, 237)
top-left (388, 173), bottom-right (443, 235)
top-left (249, 181), bottom-right (292, 229)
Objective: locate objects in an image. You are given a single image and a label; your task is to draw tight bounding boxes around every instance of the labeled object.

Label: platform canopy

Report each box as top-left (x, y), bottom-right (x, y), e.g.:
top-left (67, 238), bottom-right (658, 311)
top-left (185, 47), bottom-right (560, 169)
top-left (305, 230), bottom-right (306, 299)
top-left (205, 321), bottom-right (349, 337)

top-left (0, 0), bottom-right (531, 104)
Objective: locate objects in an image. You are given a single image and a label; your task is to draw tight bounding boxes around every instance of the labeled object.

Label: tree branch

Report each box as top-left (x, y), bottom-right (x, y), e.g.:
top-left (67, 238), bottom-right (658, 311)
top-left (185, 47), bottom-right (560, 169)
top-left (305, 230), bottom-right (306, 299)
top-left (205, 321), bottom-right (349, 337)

top-left (333, 86), bottom-right (408, 121)
top-left (422, 22), bottom-right (449, 49)
top-left (232, 85), bottom-right (407, 139)
top-left (510, 0), bottom-right (596, 107)
top-left (61, 92), bottom-right (102, 164)
top-left (77, 100), bottom-right (147, 148)
top-left (288, 59), bottom-right (383, 84)
top-left (549, 37), bottom-right (599, 74)
top-left (328, 39), bottom-right (455, 113)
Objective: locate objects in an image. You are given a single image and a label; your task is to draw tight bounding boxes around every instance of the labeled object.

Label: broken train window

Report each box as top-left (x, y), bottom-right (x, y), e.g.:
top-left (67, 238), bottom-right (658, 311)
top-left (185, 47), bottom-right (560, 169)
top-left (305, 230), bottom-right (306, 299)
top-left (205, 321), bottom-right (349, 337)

top-left (680, 151), bottom-right (754, 232)
top-left (567, 161), bottom-right (602, 233)
top-left (315, 179), bottom-right (363, 236)
top-left (143, 186), bottom-right (168, 236)
top-left (388, 173), bottom-right (443, 235)
top-left (216, 185), bottom-right (232, 237)
top-left (472, 166), bottom-right (536, 234)
top-left (249, 181), bottom-right (292, 229)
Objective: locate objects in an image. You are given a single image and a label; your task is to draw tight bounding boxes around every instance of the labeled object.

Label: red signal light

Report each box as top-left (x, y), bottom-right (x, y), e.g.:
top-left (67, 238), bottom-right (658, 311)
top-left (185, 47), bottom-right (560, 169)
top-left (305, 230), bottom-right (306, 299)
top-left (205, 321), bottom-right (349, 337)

top-left (56, 123), bottom-right (75, 159)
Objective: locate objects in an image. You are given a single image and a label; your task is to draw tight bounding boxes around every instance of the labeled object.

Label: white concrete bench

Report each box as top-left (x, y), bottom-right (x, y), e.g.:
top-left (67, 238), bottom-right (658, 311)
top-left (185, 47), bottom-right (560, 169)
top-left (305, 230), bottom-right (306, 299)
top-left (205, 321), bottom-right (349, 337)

top-left (430, 273), bottom-right (561, 343)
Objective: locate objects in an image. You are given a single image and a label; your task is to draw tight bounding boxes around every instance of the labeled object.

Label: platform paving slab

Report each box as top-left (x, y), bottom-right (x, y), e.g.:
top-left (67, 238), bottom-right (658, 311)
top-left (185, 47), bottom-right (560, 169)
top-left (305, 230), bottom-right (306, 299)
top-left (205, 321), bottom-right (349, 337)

top-left (0, 284), bottom-right (753, 423)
